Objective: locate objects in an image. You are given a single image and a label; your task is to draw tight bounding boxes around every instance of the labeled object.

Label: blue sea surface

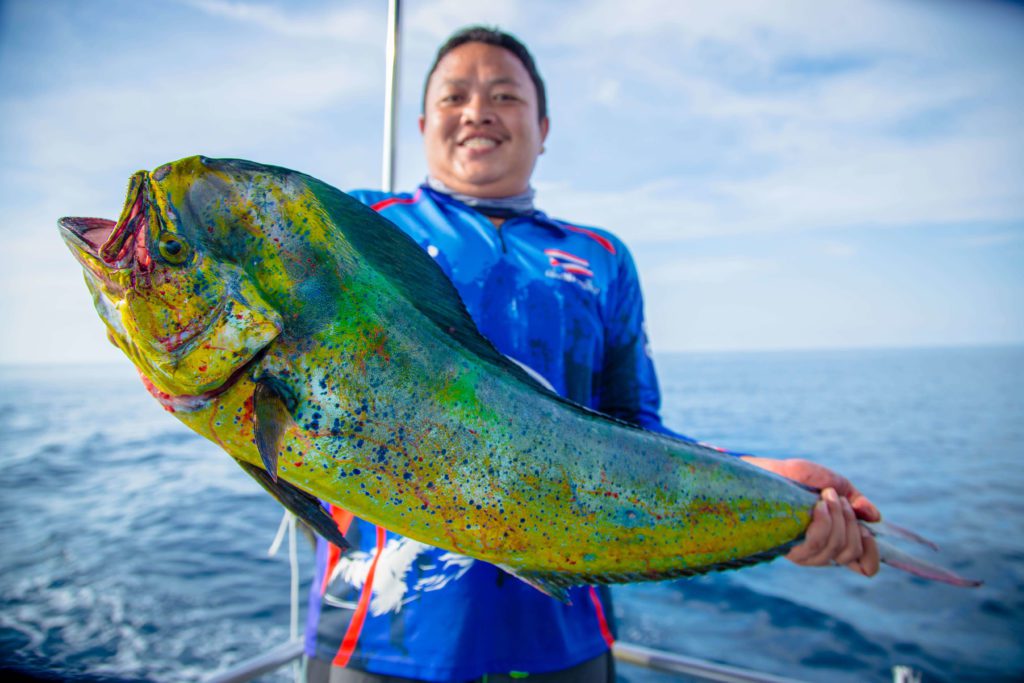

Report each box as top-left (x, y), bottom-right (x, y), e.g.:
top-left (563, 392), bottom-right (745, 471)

top-left (1, 346), bottom-right (1022, 682)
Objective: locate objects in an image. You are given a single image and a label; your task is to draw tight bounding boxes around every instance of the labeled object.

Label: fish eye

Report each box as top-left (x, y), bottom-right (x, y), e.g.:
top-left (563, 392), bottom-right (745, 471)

top-left (158, 235), bottom-right (191, 265)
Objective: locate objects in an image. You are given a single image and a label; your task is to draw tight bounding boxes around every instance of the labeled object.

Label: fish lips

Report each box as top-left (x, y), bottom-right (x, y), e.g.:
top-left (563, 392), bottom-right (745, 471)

top-left (59, 216), bottom-right (118, 253)
top-left (59, 169), bottom-right (152, 280)
top-left (59, 216), bottom-right (117, 268)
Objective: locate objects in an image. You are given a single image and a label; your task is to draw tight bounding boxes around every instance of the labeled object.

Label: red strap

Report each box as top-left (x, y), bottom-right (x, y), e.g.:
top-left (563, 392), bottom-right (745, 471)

top-left (321, 506), bottom-right (356, 595)
top-left (588, 586), bottom-right (615, 647)
top-left (332, 525), bottom-right (387, 667)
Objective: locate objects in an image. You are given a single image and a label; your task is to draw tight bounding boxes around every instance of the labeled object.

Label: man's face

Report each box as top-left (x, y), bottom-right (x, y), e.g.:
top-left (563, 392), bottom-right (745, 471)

top-left (419, 42), bottom-right (549, 198)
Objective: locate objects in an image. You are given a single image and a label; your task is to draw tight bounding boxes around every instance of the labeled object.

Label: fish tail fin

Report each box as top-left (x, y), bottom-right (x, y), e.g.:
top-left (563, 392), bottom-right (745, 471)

top-left (863, 521), bottom-right (981, 587)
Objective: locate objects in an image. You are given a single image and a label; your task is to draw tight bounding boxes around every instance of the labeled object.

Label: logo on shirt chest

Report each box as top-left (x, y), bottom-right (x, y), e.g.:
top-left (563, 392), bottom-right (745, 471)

top-left (543, 249), bottom-right (599, 294)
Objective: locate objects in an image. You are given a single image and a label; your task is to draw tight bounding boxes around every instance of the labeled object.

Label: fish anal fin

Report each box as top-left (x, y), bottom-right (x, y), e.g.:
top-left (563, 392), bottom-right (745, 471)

top-left (234, 458), bottom-right (350, 551)
top-left (499, 541), bottom-right (800, 601)
top-left (498, 565), bottom-right (574, 605)
top-left (253, 379), bottom-right (293, 482)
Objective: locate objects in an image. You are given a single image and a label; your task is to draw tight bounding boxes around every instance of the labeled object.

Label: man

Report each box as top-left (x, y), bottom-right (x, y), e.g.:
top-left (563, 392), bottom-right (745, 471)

top-left (305, 26), bottom-right (880, 683)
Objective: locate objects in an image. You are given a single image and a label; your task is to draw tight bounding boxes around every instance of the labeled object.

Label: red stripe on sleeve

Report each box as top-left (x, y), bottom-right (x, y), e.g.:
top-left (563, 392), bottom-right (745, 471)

top-left (559, 223), bottom-right (616, 254)
top-left (588, 586), bottom-right (615, 647)
top-left (332, 525), bottom-right (387, 667)
top-left (370, 188), bottom-right (422, 212)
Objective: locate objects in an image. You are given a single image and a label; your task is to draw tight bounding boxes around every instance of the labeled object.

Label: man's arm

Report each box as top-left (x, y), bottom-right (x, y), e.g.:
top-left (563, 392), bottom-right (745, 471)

top-left (599, 240), bottom-right (881, 576)
top-left (596, 240), bottom-right (669, 432)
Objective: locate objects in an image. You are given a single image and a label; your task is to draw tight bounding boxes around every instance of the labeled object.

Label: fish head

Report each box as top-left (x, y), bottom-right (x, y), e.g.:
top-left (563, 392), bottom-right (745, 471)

top-left (59, 156), bottom-right (289, 404)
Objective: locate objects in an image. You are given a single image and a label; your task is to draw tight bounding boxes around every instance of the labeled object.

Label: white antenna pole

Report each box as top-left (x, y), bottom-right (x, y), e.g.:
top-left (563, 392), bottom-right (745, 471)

top-left (382, 0), bottom-right (401, 192)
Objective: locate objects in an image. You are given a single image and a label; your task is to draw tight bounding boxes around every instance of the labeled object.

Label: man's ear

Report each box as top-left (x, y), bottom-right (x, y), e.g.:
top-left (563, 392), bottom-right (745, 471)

top-left (540, 117), bottom-right (550, 152)
top-left (418, 115), bottom-right (426, 134)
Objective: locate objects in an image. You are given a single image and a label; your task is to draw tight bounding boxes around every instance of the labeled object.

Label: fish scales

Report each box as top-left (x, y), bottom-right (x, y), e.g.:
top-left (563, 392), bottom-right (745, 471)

top-left (60, 156), bottom-right (977, 594)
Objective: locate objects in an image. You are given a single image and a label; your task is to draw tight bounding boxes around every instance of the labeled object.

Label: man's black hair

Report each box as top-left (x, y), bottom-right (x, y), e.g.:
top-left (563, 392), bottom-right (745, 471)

top-left (422, 26), bottom-right (547, 121)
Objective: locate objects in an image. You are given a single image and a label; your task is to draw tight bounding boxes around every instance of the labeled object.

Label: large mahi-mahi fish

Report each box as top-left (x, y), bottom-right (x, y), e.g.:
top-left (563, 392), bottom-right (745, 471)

top-left (59, 156), bottom-right (976, 598)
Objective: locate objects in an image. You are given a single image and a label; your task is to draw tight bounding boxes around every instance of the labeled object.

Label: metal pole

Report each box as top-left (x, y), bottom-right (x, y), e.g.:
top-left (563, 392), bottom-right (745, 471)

top-left (381, 0), bottom-right (401, 192)
top-left (205, 640), bottom-right (304, 683)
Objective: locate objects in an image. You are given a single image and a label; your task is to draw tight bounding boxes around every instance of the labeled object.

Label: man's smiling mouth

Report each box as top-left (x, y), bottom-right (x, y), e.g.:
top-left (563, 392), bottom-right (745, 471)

top-left (461, 137), bottom-right (499, 149)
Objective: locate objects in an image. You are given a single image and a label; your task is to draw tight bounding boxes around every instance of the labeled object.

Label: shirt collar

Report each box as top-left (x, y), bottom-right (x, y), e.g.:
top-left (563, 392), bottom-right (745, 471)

top-left (424, 177), bottom-right (536, 218)
top-left (419, 183), bottom-right (567, 235)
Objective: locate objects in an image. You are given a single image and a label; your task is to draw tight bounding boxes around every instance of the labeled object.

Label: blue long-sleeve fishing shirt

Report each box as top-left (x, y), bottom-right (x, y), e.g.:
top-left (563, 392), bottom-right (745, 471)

top-left (305, 184), bottom-right (675, 681)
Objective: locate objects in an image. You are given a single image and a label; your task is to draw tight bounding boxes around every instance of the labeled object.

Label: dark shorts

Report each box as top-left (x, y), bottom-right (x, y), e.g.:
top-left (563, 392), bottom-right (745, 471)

top-left (306, 650), bottom-right (614, 683)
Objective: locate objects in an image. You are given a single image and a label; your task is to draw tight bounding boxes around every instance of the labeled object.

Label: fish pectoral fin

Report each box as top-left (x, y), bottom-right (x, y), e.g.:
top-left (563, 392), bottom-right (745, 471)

top-left (497, 565), bottom-right (574, 605)
top-left (234, 458), bottom-right (350, 551)
top-left (253, 379), bottom-right (294, 482)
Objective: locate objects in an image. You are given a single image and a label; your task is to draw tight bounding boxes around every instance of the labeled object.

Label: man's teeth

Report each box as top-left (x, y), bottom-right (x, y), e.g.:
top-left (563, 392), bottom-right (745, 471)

top-left (463, 138), bottom-right (497, 149)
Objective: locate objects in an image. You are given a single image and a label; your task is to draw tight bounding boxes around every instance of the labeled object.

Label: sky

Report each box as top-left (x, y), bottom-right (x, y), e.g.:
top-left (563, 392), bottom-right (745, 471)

top-left (0, 0), bottom-right (1022, 364)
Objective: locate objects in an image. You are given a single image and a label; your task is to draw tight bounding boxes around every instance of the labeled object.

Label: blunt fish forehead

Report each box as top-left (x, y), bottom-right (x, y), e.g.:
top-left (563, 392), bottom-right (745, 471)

top-left (149, 157), bottom-right (315, 242)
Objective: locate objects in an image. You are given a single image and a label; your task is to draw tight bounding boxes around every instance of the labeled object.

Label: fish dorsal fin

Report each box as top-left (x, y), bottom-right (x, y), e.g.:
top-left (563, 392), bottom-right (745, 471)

top-left (301, 175), bottom-right (693, 444)
top-left (300, 175), bottom-right (667, 439)
top-left (308, 180), bottom-right (553, 393)
top-left (505, 355), bottom-right (557, 392)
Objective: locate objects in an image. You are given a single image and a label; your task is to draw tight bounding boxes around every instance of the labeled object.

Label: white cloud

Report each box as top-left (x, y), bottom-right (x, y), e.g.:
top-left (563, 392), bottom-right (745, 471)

top-left (403, 0), bottom-right (524, 43)
top-left (534, 179), bottom-right (723, 242)
top-left (530, 0), bottom-right (1024, 244)
top-left (644, 256), bottom-right (773, 285)
top-left (180, 0), bottom-right (382, 41)
top-left (592, 79), bottom-right (621, 107)
top-left (819, 241), bottom-right (858, 258)
top-left (538, 123), bottom-right (1023, 244)
top-left (548, 0), bottom-right (1017, 62)
top-left (956, 231), bottom-right (1024, 248)
top-left (2, 52), bottom-right (376, 177)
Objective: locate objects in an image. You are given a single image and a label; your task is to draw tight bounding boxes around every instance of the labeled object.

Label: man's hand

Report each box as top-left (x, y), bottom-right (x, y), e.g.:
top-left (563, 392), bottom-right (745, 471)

top-left (741, 457), bottom-right (882, 577)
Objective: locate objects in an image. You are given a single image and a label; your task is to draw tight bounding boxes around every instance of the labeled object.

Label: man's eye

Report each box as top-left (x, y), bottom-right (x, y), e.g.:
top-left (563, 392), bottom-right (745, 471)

top-left (440, 93), bottom-right (464, 104)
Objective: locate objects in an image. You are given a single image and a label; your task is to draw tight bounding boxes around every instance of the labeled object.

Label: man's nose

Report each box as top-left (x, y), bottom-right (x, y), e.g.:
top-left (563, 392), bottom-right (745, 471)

top-left (460, 93), bottom-right (494, 125)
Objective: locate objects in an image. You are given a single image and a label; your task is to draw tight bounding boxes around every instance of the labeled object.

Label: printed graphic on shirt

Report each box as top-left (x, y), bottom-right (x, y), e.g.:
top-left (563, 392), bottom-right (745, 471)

top-left (544, 248), bottom-right (600, 295)
top-left (324, 537), bottom-right (475, 616)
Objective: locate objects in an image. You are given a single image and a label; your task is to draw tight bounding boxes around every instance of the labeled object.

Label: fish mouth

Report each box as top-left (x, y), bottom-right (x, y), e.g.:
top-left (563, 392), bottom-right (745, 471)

top-left (59, 171), bottom-right (151, 274)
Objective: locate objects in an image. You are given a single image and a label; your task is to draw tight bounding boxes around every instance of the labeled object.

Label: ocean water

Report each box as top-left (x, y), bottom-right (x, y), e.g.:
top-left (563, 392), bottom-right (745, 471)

top-left (1, 346), bottom-right (1021, 682)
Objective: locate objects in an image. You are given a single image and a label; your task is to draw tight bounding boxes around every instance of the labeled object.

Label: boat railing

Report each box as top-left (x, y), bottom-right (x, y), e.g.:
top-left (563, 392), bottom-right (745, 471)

top-left (204, 638), bottom-right (812, 683)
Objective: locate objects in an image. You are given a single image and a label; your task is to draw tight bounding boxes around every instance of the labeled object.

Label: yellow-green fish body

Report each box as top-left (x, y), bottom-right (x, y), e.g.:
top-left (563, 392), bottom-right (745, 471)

top-left (60, 156), bottom-right (974, 596)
